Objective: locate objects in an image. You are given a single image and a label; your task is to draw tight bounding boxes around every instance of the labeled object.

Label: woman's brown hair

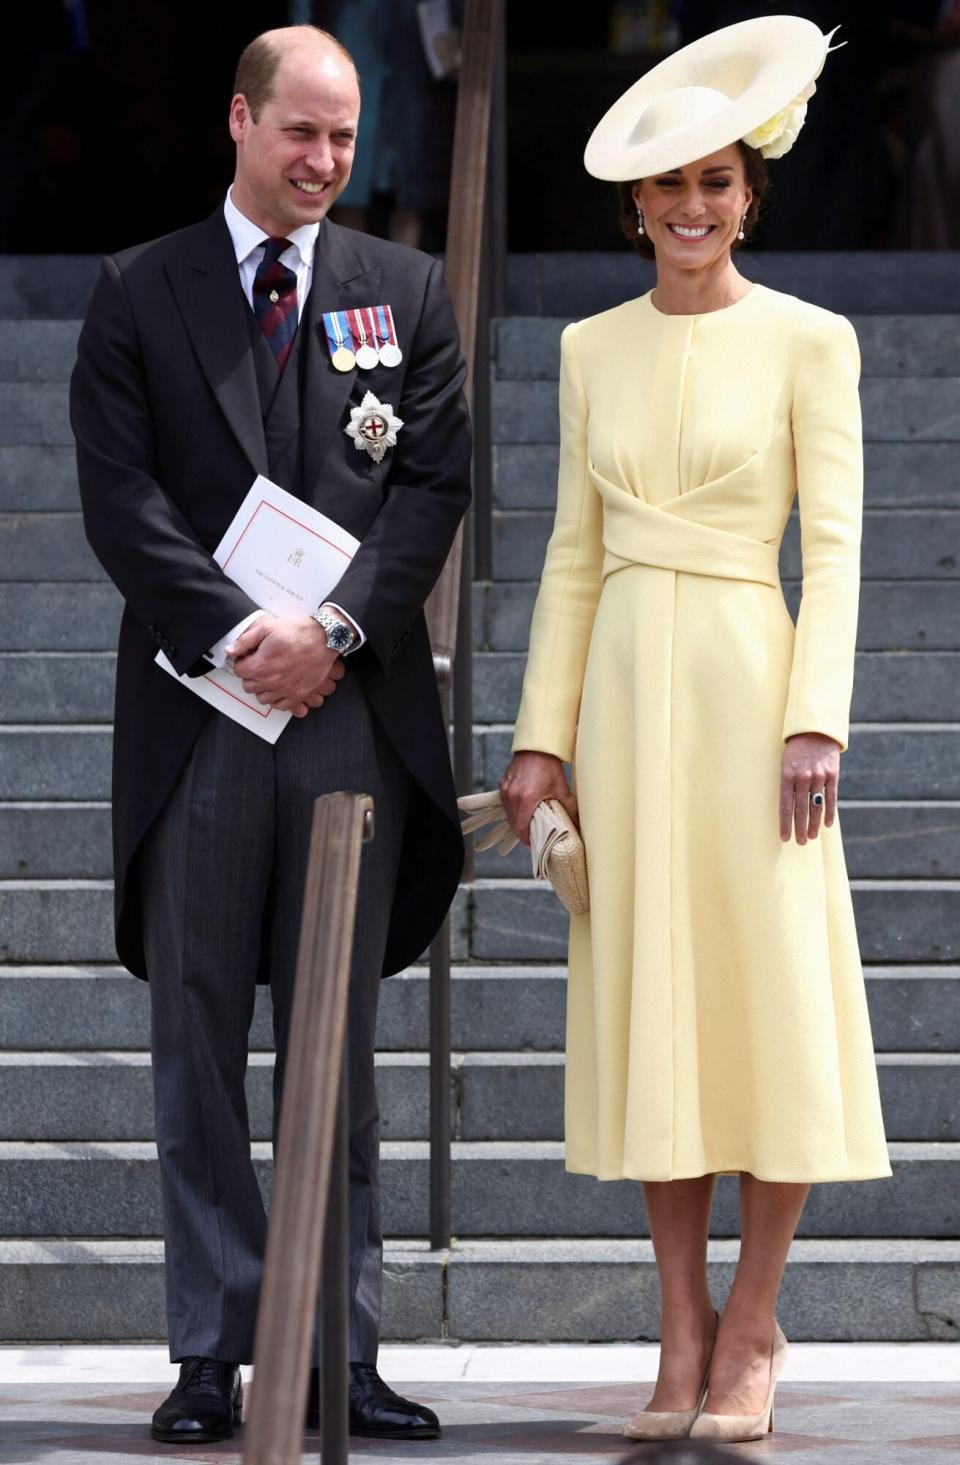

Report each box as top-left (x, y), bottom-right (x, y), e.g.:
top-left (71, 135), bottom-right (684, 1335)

top-left (617, 142), bottom-right (769, 258)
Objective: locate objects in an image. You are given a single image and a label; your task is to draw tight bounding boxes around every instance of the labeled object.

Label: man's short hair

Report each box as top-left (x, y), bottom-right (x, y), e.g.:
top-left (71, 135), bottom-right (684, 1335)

top-left (233, 26), bottom-right (359, 122)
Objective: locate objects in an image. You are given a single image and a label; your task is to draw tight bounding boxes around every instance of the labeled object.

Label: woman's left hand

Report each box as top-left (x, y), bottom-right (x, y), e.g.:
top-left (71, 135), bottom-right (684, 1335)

top-left (780, 732), bottom-right (842, 845)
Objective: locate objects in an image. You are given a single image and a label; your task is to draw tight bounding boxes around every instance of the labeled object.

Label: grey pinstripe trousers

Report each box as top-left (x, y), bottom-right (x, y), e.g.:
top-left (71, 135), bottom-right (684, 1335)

top-left (139, 669), bottom-right (410, 1364)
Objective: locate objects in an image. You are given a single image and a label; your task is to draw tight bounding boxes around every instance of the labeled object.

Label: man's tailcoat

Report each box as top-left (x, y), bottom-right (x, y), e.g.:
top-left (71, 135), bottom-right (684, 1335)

top-left (70, 209), bottom-right (471, 979)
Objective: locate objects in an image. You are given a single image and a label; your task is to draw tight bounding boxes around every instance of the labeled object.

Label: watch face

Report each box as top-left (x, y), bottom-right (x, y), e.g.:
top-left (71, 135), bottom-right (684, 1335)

top-left (327, 622), bottom-right (353, 651)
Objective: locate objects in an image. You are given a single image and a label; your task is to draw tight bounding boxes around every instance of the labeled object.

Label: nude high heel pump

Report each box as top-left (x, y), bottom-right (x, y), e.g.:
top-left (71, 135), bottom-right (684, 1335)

top-left (622, 1312), bottom-right (719, 1442)
top-left (689, 1318), bottom-right (788, 1443)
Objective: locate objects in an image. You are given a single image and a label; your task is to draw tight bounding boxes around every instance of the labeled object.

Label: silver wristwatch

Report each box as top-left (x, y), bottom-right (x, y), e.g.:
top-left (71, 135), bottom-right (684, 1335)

top-left (311, 606), bottom-right (357, 653)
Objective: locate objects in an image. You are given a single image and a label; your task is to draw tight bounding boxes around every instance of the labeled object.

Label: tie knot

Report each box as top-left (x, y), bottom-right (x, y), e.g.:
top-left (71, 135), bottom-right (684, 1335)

top-left (261, 237), bottom-right (293, 265)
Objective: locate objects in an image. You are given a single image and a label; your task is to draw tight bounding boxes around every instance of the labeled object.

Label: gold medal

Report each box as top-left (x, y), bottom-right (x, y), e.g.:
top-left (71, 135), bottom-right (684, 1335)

top-left (331, 345), bottom-right (357, 373)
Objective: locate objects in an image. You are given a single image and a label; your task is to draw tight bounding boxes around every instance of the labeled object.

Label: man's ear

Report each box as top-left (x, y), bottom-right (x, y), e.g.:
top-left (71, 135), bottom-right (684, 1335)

top-left (228, 95), bottom-right (249, 146)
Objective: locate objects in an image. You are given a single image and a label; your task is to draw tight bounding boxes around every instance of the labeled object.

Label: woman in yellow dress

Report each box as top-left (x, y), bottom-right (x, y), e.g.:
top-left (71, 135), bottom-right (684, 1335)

top-left (498, 14), bottom-right (891, 1446)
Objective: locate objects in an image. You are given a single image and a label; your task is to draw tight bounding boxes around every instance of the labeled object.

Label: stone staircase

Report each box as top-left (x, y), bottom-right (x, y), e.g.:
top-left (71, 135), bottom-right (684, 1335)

top-left (0, 255), bottom-right (959, 1344)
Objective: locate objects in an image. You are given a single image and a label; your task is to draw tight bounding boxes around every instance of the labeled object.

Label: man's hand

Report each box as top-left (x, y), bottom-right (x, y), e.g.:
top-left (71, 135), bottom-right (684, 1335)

top-left (499, 750), bottom-right (578, 849)
top-left (226, 616), bottom-right (345, 718)
top-left (780, 732), bottom-right (841, 845)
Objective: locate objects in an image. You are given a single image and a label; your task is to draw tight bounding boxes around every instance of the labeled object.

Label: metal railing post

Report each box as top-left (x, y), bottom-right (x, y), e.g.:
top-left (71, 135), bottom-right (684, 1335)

top-left (243, 792), bottom-right (373, 1465)
top-left (320, 1073), bottom-right (349, 1461)
top-left (429, 911), bottom-right (453, 1249)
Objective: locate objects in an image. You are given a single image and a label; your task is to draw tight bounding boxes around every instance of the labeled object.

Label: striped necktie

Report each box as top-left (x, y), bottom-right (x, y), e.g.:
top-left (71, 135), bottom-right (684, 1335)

top-left (252, 237), bottom-right (298, 371)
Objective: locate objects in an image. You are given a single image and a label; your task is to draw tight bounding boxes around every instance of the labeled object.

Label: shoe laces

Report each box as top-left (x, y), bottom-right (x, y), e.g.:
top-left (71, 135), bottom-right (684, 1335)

top-left (179, 1357), bottom-right (226, 1392)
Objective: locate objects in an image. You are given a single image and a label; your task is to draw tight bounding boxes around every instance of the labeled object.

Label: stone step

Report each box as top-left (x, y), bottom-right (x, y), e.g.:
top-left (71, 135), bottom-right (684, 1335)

top-left (476, 799), bottom-right (960, 881)
top-left (494, 316), bottom-right (960, 381)
top-left (0, 729), bottom-right (112, 800)
top-left (5, 795), bottom-right (958, 882)
top-left (470, 879), bottom-right (960, 965)
top-left (0, 803), bottom-right (112, 877)
top-left (4, 650), bottom-right (960, 726)
top-left (492, 379), bottom-right (960, 446)
top-left (3, 964), bottom-right (957, 1056)
top-left (3, 376), bottom-right (960, 455)
top-left (0, 1238), bottom-right (441, 1344)
top-left (478, 726), bottom-right (960, 803)
top-left (1, 1236), bottom-right (956, 1342)
top-left (440, 1237), bottom-right (960, 1343)
top-left (490, 508), bottom-right (960, 583)
top-left (0, 258), bottom-right (100, 319)
top-left (0, 583), bottom-right (122, 650)
top-left (0, 384), bottom-right (71, 447)
top-left (0, 876), bottom-right (956, 966)
top-left (0, 578), bottom-right (956, 654)
top-left (2, 720), bottom-right (958, 807)
top-left (479, 580), bottom-right (960, 653)
top-left (0, 1140), bottom-right (954, 1238)
top-left (495, 441), bottom-right (960, 512)
top-left (5, 506), bottom-right (958, 586)
top-left (0, 1049), bottom-right (954, 1144)
top-left (506, 251), bottom-right (960, 318)
top-left (4, 250), bottom-right (960, 320)
top-left (475, 652), bottom-right (960, 725)
top-left (0, 514), bottom-right (103, 581)
top-left (5, 439), bottom-right (954, 515)
top-left (0, 654), bottom-right (115, 722)
top-left (0, 881), bottom-right (469, 965)
top-left (7, 315), bottom-right (960, 386)
top-left (0, 446), bottom-right (79, 512)
top-left (0, 320), bottom-right (80, 382)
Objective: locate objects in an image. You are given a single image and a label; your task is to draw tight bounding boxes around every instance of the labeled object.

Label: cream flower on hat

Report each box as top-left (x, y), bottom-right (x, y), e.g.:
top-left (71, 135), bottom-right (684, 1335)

top-left (743, 79), bottom-right (818, 159)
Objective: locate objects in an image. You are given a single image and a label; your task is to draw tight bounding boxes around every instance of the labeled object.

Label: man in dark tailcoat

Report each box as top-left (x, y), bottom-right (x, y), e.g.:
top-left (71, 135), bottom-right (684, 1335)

top-left (70, 24), bottom-right (470, 1444)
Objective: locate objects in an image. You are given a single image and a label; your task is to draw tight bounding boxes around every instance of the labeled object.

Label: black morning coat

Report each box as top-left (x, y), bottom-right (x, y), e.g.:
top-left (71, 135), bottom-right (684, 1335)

top-left (69, 208), bottom-right (473, 981)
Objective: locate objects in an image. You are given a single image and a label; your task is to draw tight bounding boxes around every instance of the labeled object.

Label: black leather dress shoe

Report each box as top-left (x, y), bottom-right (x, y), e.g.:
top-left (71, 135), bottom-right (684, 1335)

top-left (305, 1362), bottom-right (440, 1439)
top-left (151, 1357), bottom-right (243, 1442)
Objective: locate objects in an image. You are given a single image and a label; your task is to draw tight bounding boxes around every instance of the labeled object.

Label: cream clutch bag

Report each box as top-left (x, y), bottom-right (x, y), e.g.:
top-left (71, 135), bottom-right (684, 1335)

top-left (457, 790), bottom-right (590, 917)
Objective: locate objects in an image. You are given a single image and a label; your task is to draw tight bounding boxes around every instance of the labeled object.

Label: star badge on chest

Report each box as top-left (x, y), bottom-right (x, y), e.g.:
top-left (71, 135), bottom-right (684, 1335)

top-left (345, 391), bottom-right (404, 465)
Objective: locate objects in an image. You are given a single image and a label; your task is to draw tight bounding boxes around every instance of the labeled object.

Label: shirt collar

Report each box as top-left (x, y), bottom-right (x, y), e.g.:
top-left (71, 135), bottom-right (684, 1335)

top-left (223, 187), bottom-right (319, 270)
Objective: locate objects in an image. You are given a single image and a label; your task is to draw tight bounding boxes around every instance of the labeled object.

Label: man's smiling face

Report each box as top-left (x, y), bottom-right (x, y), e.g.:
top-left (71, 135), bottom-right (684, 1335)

top-left (229, 44), bottom-right (360, 237)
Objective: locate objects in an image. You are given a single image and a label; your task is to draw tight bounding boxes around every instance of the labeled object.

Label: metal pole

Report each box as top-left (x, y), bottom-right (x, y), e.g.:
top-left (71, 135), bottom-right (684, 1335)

top-left (429, 909), bottom-right (452, 1250)
top-left (243, 793), bottom-right (372, 1465)
top-left (320, 1073), bottom-right (349, 1463)
top-left (489, 0), bottom-right (508, 319)
top-left (453, 504), bottom-right (475, 882)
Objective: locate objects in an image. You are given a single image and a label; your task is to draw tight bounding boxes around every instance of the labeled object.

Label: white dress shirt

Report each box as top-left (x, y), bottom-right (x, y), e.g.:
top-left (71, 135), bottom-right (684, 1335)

top-left (205, 189), bottom-right (364, 667)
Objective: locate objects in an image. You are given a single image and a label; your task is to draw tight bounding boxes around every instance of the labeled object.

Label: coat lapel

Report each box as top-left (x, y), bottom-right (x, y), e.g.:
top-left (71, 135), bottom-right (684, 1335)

top-left (166, 210), bottom-right (268, 478)
top-left (300, 219), bottom-right (382, 501)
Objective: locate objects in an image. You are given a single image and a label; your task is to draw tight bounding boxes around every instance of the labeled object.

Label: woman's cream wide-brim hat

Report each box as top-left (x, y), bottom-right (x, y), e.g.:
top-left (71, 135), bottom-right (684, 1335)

top-left (584, 14), bottom-right (842, 181)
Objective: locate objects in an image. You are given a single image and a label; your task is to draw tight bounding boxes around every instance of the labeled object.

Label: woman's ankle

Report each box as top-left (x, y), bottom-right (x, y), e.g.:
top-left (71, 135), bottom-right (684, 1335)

top-left (659, 1300), bottom-right (717, 1346)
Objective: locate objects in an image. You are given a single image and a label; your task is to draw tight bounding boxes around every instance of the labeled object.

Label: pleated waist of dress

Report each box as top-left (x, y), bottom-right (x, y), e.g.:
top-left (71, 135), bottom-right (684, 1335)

top-left (591, 467), bottom-right (781, 589)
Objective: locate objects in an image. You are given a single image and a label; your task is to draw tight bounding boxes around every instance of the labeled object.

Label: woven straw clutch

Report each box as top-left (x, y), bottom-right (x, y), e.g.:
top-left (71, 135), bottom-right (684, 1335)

top-left (457, 790), bottom-right (590, 917)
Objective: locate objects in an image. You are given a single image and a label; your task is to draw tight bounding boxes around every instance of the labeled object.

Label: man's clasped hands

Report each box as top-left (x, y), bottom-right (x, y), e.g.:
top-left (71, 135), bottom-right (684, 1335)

top-left (225, 614), bottom-right (345, 718)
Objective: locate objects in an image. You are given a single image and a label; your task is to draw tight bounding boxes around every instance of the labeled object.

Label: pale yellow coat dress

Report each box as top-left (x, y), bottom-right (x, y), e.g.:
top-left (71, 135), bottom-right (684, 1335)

top-left (512, 282), bottom-right (891, 1184)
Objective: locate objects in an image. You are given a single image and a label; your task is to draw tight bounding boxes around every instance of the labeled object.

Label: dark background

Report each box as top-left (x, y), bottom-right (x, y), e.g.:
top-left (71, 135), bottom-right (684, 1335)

top-left (5, 0), bottom-right (957, 254)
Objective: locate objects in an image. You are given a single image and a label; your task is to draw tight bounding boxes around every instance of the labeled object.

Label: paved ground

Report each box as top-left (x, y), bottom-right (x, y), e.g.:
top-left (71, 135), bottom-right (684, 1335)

top-left (2, 1380), bottom-right (960, 1464)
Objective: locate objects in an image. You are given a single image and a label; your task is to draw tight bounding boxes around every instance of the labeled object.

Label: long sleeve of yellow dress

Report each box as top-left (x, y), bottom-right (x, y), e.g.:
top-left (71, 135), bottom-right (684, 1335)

top-left (782, 314), bottom-right (863, 751)
top-left (511, 323), bottom-right (602, 762)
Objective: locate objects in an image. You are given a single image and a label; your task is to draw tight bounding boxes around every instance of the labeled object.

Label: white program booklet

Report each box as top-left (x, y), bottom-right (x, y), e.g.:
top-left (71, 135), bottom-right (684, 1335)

top-left (156, 476), bottom-right (360, 744)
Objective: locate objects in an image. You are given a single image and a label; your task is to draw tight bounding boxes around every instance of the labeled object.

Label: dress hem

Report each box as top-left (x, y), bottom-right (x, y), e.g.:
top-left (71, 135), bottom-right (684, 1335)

top-left (565, 1160), bottom-right (893, 1185)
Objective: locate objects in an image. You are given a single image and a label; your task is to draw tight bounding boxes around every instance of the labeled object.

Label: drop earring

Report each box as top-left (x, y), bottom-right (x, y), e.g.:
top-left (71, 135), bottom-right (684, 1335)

top-left (636, 208), bottom-right (645, 237)
top-left (737, 212), bottom-right (747, 241)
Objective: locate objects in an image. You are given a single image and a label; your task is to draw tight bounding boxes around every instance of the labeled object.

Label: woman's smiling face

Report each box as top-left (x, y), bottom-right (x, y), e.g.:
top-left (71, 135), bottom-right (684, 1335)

top-left (631, 145), bottom-right (753, 271)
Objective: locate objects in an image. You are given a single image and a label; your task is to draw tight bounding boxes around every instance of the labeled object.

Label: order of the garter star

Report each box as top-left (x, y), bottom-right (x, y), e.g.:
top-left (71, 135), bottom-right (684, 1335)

top-left (345, 391), bottom-right (404, 464)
